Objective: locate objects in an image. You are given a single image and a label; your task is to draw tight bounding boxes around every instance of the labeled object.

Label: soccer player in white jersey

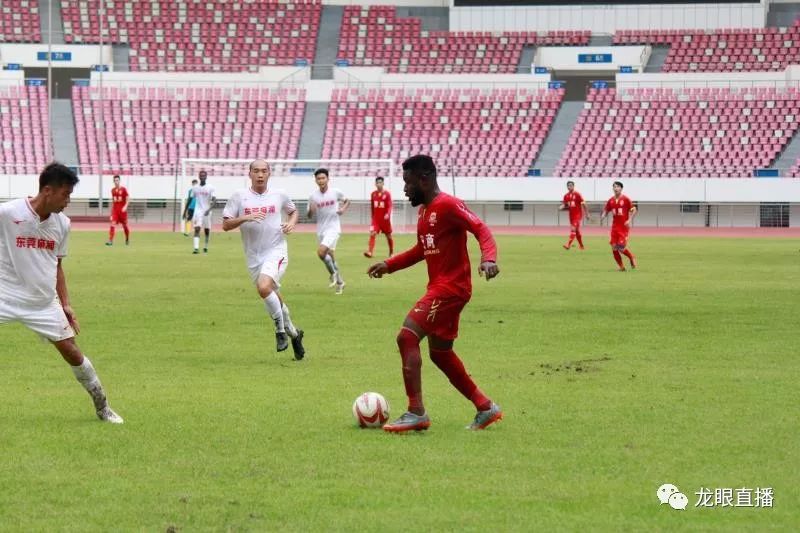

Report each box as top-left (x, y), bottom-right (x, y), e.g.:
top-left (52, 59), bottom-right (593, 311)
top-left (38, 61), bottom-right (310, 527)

top-left (223, 159), bottom-right (306, 359)
top-left (192, 170), bottom-right (217, 254)
top-left (0, 163), bottom-right (123, 423)
top-left (307, 168), bottom-right (350, 295)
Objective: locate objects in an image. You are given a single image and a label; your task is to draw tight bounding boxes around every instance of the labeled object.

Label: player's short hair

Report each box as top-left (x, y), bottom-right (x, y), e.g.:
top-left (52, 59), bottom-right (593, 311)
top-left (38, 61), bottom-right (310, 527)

top-left (613, 181), bottom-right (624, 188)
top-left (375, 176), bottom-right (384, 183)
top-left (249, 159), bottom-right (270, 171)
top-left (113, 174), bottom-right (121, 180)
top-left (314, 168), bottom-right (329, 178)
top-left (566, 180), bottom-right (574, 186)
top-left (199, 170), bottom-right (207, 177)
top-left (39, 163), bottom-right (79, 191)
top-left (191, 179), bottom-right (198, 184)
top-left (402, 155), bottom-right (437, 180)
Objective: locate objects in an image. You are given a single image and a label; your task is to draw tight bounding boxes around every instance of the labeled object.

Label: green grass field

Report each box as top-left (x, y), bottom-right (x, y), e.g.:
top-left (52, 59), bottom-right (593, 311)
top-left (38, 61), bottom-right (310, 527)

top-left (1, 230), bottom-right (797, 531)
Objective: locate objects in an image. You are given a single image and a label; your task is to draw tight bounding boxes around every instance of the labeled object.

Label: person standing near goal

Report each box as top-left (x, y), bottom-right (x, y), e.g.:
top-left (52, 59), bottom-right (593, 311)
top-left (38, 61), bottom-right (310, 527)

top-left (182, 178), bottom-right (198, 236)
top-left (599, 181), bottom-right (637, 271)
top-left (0, 163), bottom-right (123, 423)
top-left (560, 180), bottom-right (587, 250)
top-left (367, 155), bottom-right (502, 432)
top-left (222, 160), bottom-right (306, 359)
top-left (192, 170), bottom-right (216, 254)
top-left (105, 174), bottom-right (130, 246)
top-left (363, 176), bottom-right (394, 258)
top-left (307, 168), bottom-right (349, 295)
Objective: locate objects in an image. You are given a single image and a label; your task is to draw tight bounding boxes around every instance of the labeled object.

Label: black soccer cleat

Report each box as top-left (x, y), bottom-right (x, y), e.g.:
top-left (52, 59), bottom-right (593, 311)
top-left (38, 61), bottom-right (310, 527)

top-left (276, 332), bottom-right (289, 352)
top-left (291, 329), bottom-right (305, 360)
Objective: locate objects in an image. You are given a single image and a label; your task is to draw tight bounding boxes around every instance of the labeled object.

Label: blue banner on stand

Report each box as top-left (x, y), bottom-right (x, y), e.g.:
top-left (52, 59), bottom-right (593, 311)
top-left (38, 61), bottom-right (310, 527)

top-left (591, 81), bottom-right (609, 89)
top-left (754, 169), bottom-right (779, 177)
top-left (25, 78), bottom-right (46, 86)
top-left (527, 168), bottom-right (542, 177)
top-left (548, 81), bottom-right (564, 89)
top-left (37, 51), bottom-right (72, 61)
top-left (92, 64), bottom-right (109, 72)
top-left (3, 63), bottom-right (22, 70)
top-left (73, 79), bottom-right (90, 87)
top-left (335, 59), bottom-right (350, 67)
top-left (293, 58), bottom-right (309, 67)
top-left (578, 53), bottom-right (612, 63)
top-left (534, 66), bottom-right (548, 74)
top-left (619, 65), bottom-right (634, 73)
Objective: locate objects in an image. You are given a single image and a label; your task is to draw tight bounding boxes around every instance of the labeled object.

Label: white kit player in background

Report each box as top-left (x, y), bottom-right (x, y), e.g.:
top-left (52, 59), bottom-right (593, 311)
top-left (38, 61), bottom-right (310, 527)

top-left (192, 169), bottom-right (217, 254)
top-left (222, 159), bottom-right (306, 359)
top-left (307, 168), bottom-right (350, 295)
top-left (0, 163), bottom-right (123, 423)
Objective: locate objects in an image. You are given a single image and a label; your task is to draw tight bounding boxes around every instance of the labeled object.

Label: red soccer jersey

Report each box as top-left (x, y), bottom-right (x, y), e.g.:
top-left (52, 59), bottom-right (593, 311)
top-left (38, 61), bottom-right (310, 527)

top-left (563, 191), bottom-right (584, 219)
top-left (385, 193), bottom-right (497, 300)
top-left (111, 186), bottom-right (128, 211)
top-left (605, 194), bottom-right (634, 228)
top-left (370, 190), bottom-right (392, 221)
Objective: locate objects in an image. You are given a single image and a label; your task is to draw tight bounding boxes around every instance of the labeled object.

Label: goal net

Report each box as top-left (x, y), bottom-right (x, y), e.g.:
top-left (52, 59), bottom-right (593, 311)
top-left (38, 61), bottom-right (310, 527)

top-left (177, 158), bottom-right (409, 233)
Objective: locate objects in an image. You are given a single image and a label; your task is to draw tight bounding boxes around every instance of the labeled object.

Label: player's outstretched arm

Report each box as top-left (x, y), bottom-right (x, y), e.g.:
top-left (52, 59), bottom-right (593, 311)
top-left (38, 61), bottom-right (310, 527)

top-left (367, 261), bottom-right (389, 278)
top-left (56, 259), bottom-right (80, 334)
top-left (382, 241), bottom-right (424, 273)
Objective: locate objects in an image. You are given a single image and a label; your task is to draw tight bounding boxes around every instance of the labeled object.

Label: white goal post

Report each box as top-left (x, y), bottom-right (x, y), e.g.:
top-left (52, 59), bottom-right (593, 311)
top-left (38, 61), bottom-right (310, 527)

top-left (176, 158), bottom-right (407, 233)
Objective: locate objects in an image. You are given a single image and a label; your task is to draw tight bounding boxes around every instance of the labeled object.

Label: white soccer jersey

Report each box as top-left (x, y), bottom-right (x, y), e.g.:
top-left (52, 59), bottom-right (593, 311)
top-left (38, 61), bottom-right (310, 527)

top-left (223, 187), bottom-right (296, 271)
top-left (309, 187), bottom-right (345, 235)
top-left (192, 184), bottom-right (216, 213)
top-left (0, 198), bottom-right (69, 307)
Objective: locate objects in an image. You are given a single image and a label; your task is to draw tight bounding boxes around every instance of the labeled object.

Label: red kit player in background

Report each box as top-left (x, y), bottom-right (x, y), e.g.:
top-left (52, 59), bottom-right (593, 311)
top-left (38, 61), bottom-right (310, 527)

top-left (363, 176), bottom-right (394, 258)
top-left (600, 181), bottom-right (637, 271)
top-left (561, 180), bottom-right (587, 250)
top-left (367, 155), bottom-right (502, 433)
top-left (106, 175), bottom-right (130, 246)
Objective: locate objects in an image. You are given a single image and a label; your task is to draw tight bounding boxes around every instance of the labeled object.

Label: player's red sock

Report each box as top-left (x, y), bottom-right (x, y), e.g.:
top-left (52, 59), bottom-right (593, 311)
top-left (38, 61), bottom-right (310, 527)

top-left (566, 231), bottom-right (575, 247)
top-left (429, 347), bottom-right (491, 411)
top-left (576, 231), bottom-right (584, 248)
top-left (367, 234), bottom-right (376, 254)
top-left (613, 250), bottom-right (624, 269)
top-left (397, 328), bottom-right (424, 414)
top-left (123, 224), bottom-right (130, 240)
top-left (386, 235), bottom-right (394, 255)
top-left (622, 249), bottom-right (635, 265)
top-left (108, 226), bottom-right (115, 242)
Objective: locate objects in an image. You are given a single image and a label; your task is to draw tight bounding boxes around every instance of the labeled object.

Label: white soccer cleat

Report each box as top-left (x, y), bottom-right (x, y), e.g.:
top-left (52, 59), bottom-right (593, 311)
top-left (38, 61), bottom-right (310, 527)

top-left (97, 406), bottom-right (124, 424)
top-left (335, 281), bottom-right (346, 295)
top-left (328, 273), bottom-right (337, 288)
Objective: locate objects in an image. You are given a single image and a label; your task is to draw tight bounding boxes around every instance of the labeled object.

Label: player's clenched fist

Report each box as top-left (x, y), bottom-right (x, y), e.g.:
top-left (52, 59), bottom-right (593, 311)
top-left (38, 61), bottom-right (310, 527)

top-left (367, 262), bottom-right (389, 278)
top-left (479, 261), bottom-right (499, 280)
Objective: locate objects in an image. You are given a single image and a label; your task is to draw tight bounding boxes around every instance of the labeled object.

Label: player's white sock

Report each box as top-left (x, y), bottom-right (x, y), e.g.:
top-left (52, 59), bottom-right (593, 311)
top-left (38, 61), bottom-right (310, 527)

top-left (204, 234), bottom-right (210, 247)
top-left (71, 356), bottom-right (107, 410)
top-left (264, 292), bottom-right (285, 333)
top-left (322, 254), bottom-right (336, 275)
top-left (193, 236), bottom-right (200, 250)
top-left (281, 303), bottom-right (298, 338)
top-left (333, 261), bottom-right (344, 284)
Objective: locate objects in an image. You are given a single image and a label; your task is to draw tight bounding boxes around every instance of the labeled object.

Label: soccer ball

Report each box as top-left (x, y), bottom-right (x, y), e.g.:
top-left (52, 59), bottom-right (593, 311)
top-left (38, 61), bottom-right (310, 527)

top-left (352, 392), bottom-right (390, 428)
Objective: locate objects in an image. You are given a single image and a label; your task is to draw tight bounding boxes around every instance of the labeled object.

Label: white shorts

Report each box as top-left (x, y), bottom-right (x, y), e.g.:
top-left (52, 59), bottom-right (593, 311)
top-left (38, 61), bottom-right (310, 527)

top-left (0, 298), bottom-right (75, 342)
top-left (317, 230), bottom-right (340, 250)
top-left (192, 210), bottom-right (212, 229)
top-left (248, 250), bottom-right (289, 287)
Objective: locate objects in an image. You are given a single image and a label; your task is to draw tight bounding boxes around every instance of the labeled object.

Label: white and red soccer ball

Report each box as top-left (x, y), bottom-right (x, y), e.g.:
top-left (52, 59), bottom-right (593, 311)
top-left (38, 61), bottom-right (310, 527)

top-left (352, 392), bottom-right (390, 428)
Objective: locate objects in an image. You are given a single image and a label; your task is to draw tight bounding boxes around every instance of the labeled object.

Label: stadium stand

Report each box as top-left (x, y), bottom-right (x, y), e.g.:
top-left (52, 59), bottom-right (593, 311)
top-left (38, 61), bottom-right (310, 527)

top-left (615, 22), bottom-right (800, 72)
top-left (322, 86), bottom-right (564, 177)
top-left (338, 5), bottom-right (589, 73)
top-left (61, 0), bottom-right (321, 72)
top-left (556, 86), bottom-right (800, 178)
top-left (0, 0), bottom-right (41, 43)
top-left (72, 85), bottom-right (305, 174)
top-left (0, 84), bottom-right (50, 174)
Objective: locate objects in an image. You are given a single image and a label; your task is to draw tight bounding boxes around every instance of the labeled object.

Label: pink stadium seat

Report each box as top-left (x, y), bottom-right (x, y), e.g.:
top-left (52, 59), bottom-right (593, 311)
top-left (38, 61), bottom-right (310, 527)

top-left (61, 0), bottom-right (321, 72)
top-left (72, 85), bottom-right (305, 174)
top-left (0, 0), bottom-right (41, 43)
top-left (613, 25), bottom-right (800, 73)
top-left (322, 86), bottom-right (564, 177)
top-left (0, 84), bottom-right (50, 173)
top-left (556, 86), bottom-right (800, 178)
top-left (338, 6), bottom-right (589, 73)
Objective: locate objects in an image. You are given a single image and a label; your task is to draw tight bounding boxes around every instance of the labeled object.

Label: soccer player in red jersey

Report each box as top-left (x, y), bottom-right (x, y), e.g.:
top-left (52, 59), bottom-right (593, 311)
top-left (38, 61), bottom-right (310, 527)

top-left (363, 176), bottom-right (394, 258)
top-left (106, 175), bottom-right (130, 246)
top-left (367, 155), bottom-right (502, 432)
top-left (600, 181), bottom-right (637, 271)
top-left (561, 180), bottom-right (587, 250)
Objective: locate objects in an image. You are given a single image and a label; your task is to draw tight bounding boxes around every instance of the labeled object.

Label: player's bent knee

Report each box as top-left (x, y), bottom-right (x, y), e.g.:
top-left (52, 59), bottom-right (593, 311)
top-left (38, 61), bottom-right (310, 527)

top-left (396, 327), bottom-right (420, 350)
top-left (53, 338), bottom-right (83, 365)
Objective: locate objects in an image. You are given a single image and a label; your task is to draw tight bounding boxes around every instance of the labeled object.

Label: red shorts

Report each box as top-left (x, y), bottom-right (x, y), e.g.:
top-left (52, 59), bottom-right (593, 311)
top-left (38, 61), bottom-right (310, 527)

top-left (569, 216), bottom-right (582, 228)
top-left (111, 209), bottom-right (128, 224)
top-left (610, 226), bottom-right (629, 247)
top-left (370, 219), bottom-right (392, 235)
top-left (406, 292), bottom-right (468, 341)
